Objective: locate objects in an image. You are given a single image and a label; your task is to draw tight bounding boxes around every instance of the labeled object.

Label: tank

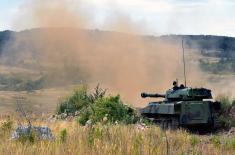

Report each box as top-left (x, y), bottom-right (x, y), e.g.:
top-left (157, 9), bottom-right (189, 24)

top-left (140, 81), bottom-right (221, 129)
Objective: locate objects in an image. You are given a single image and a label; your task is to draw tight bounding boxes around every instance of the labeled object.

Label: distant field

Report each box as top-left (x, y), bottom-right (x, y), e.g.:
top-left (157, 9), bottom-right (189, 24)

top-left (0, 86), bottom-right (74, 115)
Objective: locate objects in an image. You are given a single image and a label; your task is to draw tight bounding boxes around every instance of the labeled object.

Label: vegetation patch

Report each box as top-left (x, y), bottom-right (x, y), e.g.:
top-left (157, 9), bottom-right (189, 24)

top-left (78, 95), bottom-right (140, 125)
top-left (216, 94), bottom-right (235, 129)
top-left (57, 85), bottom-right (105, 115)
top-left (0, 119), bottom-right (13, 138)
top-left (0, 74), bottom-right (44, 91)
top-left (0, 121), bottom-right (234, 155)
top-left (200, 59), bottom-right (235, 74)
top-left (57, 85), bottom-right (140, 125)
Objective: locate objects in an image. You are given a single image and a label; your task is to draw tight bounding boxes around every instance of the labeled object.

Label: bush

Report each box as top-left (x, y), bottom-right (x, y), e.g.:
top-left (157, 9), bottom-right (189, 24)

top-left (78, 95), bottom-right (140, 125)
top-left (216, 94), bottom-right (235, 128)
top-left (57, 85), bottom-right (90, 114)
top-left (77, 106), bottom-right (93, 125)
top-left (219, 116), bottom-right (235, 128)
top-left (216, 94), bottom-right (231, 113)
top-left (57, 84), bottom-right (106, 115)
top-left (91, 95), bottom-right (139, 124)
top-left (57, 84), bottom-right (140, 125)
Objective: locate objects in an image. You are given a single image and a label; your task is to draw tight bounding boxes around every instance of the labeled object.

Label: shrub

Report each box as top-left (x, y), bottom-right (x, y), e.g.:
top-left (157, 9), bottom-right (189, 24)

top-left (57, 84), bottom-right (106, 115)
top-left (216, 94), bottom-right (231, 113)
top-left (219, 115), bottom-right (235, 128)
top-left (89, 84), bottom-right (106, 103)
top-left (216, 94), bottom-right (235, 128)
top-left (57, 85), bottom-right (90, 114)
top-left (77, 106), bottom-right (93, 125)
top-left (58, 84), bottom-right (140, 125)
top-left (78, 95), bottom-right (140, 125)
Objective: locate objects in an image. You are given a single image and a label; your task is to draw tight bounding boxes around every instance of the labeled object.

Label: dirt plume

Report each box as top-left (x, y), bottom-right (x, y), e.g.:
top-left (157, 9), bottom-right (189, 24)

top-left (4, 0), bottom-right (219, 105)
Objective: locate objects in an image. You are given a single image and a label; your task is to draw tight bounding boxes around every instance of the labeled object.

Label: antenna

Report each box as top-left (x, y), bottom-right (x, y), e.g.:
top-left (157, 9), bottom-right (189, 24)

top-left (182, 40), bottom-right (187, 87)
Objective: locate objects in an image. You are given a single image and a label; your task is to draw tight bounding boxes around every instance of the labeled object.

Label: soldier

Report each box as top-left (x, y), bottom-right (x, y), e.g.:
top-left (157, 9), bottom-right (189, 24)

top-left (173, 81), bottom-right (179, 90)
top-left (180, 84), bottom-right (185, 89)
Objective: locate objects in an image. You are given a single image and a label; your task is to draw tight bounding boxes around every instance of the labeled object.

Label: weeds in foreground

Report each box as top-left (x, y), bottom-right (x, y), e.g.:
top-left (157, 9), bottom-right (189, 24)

top-left (1, 121), bottom-right (234, 155)
top-left (59, 129), bottom-right (67, 143)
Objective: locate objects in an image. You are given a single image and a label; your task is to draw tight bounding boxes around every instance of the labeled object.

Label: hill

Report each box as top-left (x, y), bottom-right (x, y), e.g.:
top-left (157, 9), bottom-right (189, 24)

top-left (0, 28), bottom-right (235, 114)
top-left (1, 29), bottom-right (235, 77)
top-left (1, 29), bottom-right (235, 58)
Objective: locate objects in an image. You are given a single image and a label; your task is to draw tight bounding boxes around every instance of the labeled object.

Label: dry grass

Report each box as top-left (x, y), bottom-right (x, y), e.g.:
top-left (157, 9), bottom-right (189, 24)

top-left (0, 86), bottom-right (73, 115)
top-left (0, 119), bottom-right (234, 155)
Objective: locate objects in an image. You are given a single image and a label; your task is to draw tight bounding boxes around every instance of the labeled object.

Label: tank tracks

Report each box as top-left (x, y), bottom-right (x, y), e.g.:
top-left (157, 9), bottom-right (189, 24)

top-left (152, 117), bottom-right (179, 130)
top-left (213, 116), bottom-right (221, 129)
top-left (149, 116), bottom-right (221, 130)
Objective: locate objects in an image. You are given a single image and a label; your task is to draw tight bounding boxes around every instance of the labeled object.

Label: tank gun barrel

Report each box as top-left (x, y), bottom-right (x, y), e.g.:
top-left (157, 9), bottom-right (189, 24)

top-left (141, 92), bottom-right (165, 98)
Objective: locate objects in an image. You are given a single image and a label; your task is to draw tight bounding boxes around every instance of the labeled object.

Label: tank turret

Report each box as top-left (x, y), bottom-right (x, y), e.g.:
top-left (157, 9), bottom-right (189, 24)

top-left (141, 87), bottom-right (212, 102)
top-left (165, 87), bottom-right (212, 101)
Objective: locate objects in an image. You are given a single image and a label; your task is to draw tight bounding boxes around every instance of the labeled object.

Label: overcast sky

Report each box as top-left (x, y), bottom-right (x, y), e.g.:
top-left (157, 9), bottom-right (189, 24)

top-left (1, 0), bottom-right (235, 36)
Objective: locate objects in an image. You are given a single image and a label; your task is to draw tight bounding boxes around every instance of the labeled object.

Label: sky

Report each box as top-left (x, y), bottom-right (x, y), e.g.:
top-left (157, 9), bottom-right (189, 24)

top-left (1, 0), bottom-right (235, 36)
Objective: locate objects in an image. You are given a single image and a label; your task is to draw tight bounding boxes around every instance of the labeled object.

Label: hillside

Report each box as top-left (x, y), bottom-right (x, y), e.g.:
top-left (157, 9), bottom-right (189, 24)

top-left (1, 29), bottom-right (235, 58)
top-left (1, 29), bottom-right (235, 77)
top-left (0, 28), bottom-right (235, 114)
top-left (160, 35), bottom-right (235, 74)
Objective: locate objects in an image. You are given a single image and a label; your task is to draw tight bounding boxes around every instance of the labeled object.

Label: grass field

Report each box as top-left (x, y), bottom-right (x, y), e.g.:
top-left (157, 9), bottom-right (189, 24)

top-left (0, 119), bottom-right (234, 155)
top-left (0, 59), bottom-right (234, 155)
top-left (0, 87), bottom-right (74, 115)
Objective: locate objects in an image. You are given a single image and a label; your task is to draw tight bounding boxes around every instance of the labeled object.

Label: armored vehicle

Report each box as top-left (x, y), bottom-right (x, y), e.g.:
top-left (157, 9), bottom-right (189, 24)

top-left (140, 81), bottom-right (221, 129)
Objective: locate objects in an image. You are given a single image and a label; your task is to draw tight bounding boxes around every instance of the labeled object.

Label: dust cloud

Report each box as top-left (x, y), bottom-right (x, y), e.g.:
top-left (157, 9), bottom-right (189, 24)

top-left (4, 0), bottom-right (231, 106)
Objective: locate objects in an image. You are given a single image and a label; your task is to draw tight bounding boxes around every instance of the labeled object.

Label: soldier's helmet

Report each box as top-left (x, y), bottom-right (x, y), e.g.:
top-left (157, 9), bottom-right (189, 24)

top-left (173, 81), bottom-right (178, 86)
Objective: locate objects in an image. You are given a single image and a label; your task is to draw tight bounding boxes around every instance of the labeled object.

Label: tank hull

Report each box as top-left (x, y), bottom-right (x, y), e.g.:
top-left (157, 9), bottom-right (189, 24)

top-left (140, 101), bottom-right (220, 129)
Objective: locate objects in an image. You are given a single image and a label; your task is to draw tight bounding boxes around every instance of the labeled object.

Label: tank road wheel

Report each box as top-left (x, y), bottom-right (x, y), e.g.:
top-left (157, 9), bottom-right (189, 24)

top-left (171, 118), bottom-right (179, 130)
top-left (167, 120), bottom-right (172, 129)
top-left (167, 118), bottom-right (178, 130)
top-left (158, 118), bottom-right (179, 130)
top-left (165, 119), bottom-right (171, 130)
top-left (151, 117), bottom-right (179, 130)
top-left (155, 119), bottom-right (165, 129)
top-left (213, 116), bottom-right (221, 129)
top-left (159, 120), bottom-right (164, 129)
top-left (160, 119), bottom-right (171, 130)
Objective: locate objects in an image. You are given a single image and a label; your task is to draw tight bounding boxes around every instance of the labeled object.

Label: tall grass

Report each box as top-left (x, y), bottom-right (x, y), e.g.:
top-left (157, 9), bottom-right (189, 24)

top-left (0, 120), bottom-right (234, 155)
